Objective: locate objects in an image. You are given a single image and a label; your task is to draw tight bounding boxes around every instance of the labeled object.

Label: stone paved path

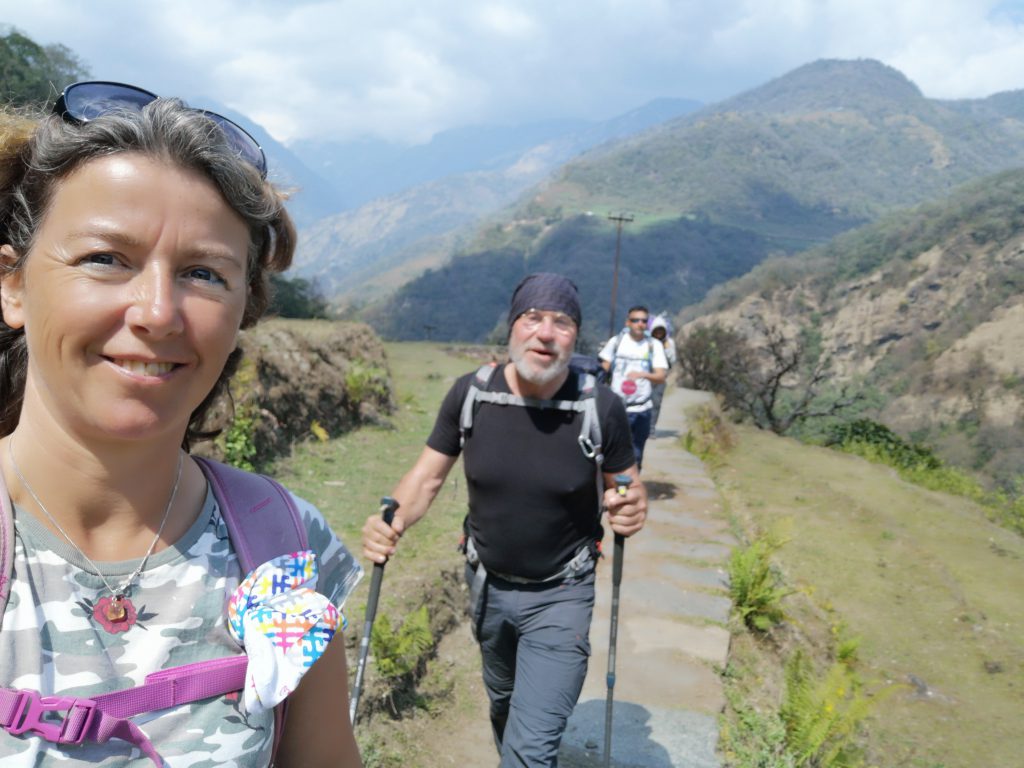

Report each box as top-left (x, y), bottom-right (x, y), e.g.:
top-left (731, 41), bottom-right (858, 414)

top-left (560, 386), bottom-right (735, 768)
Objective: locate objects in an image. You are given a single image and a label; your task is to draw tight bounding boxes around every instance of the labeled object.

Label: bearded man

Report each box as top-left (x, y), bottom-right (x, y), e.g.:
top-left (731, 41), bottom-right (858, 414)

top-left (363, 273), bottom-right (647, 768)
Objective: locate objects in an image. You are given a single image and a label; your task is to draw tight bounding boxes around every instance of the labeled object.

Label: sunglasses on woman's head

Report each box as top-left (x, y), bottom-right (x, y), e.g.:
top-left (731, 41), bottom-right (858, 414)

top-left (53, 81), bottom-right (268, 179)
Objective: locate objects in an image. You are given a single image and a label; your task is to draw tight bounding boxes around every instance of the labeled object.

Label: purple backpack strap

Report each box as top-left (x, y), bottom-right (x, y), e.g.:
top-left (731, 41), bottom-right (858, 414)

top-left (194, 456), bottom-right (308, 570)
top-left (195, 456), bottom-right (307, 762)
top-left (0, 656), bottom-right (248, 765)
top-left (0, 457), bottom-right (307, 765)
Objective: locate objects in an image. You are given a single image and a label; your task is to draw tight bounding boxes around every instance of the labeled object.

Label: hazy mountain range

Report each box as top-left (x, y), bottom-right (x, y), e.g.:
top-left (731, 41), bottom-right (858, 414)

top-left (283, 98), bottom-right (702, 304)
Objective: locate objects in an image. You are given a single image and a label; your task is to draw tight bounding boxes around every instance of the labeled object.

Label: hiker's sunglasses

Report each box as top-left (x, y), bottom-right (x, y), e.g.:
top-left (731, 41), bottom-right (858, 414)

top-left (53, 81), bottom-right (267, 179)
top-left (628, 316), bottom-right (649, 324)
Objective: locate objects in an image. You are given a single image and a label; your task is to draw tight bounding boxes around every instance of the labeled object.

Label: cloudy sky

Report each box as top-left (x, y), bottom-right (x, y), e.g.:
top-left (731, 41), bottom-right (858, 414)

top-left (3, 0), bottom-right (1024, 146)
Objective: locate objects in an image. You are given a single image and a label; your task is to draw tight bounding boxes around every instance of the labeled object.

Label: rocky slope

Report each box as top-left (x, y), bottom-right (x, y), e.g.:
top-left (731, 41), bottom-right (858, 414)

top-left (679, 169), bottom-right (1024, 487)
top-left (195, 319), bottom-right (394, 468)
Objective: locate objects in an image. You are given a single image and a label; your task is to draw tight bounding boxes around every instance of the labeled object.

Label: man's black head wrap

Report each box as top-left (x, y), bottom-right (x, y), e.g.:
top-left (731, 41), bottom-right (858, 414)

top-left (508, 273), bottom-right (582, 329)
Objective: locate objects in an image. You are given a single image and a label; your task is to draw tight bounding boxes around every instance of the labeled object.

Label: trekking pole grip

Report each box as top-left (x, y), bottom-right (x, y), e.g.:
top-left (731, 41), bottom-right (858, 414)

top-left (612, 473), bottom-right (630, 583)
top-left (379, 496), bottom-right (398, 535)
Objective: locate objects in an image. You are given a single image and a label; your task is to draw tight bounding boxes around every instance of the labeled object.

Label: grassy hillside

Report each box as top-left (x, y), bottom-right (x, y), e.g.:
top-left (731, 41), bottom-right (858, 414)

top-left (715, 424), bottom-right (1024, 768)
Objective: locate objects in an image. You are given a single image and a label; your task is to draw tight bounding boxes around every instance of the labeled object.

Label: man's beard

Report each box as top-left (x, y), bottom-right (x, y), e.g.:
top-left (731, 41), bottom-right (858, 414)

top-left (509, 338), bottom-right (572, 387)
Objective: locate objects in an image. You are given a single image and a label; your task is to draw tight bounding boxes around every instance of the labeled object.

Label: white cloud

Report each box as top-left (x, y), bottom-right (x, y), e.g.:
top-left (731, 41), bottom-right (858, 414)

top-left (2, 0), bottom-right (1023, 144)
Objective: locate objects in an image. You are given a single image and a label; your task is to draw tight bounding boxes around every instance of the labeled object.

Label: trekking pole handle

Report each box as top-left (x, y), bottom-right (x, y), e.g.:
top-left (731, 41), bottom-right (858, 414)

top-left (613, 474), bottom-right (631, 495)
top-left (612, 474), bottom-right (630, 583)
top-left (380, 496), bottom-right (398, 527)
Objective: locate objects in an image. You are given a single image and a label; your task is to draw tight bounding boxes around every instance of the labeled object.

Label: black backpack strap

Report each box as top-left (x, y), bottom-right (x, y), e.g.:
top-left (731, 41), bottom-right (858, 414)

top-left (459, 364), bottom-right (501, 448)
top-left (575, 371), bottom-right (605, 525)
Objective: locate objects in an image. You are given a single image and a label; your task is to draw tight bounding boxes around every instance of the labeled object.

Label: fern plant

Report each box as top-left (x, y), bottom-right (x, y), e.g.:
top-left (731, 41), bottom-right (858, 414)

top-left (345, 363), bottom-right (390, 405)
top-left (370, 605), bottom-right (433, 680)
top-left (780, 651), bottom-right (874, 768)
top-left (729, 534), bottom-right (791, 632)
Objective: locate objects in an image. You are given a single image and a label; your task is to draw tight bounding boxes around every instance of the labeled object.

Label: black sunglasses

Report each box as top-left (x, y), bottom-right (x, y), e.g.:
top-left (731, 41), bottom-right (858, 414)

top-left (53, 81), bottom-right (267, 179)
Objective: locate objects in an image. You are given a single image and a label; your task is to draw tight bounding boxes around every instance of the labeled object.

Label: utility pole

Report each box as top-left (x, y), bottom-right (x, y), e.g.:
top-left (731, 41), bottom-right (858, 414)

top-left (608, 213), bottom-right (634, 338)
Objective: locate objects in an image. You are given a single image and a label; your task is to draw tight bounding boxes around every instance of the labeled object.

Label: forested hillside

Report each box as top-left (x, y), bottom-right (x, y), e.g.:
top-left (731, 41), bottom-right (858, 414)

top-left (367, 214), bottom-right (770, 347)
top-left (371, 59), bottom-right (1024, 341)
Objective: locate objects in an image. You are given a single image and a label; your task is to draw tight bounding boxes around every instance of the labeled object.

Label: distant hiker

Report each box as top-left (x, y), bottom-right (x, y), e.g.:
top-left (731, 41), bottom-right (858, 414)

top-left (362, 272), bottom-right (647, 767)
top-left (0, 85), bottom-right (363, 766)
top-left (649, 313), bottom-right (678, 432)
top-left (599, 305), bottom-right (668, 469)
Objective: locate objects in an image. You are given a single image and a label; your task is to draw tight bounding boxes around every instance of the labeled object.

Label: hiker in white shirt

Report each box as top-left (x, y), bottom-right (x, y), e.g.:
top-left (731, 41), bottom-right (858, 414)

top-left (599, 305), bottom-right (668, 470)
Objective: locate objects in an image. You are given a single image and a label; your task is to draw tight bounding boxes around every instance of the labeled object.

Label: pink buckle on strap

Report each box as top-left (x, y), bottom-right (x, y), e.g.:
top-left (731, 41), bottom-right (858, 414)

top-left (7, 690), bottom-right (96, 744)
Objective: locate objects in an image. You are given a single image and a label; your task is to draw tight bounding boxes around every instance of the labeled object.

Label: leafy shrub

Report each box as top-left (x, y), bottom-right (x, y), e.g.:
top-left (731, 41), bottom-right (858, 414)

top-left (684, 401), bottom-right (736, 466)
top-left (220, 360), bottom-right (259, 471)
top-left (826, 419), bottom-right (940, 470)
top-left (677, 324), bottom-right (754, 412)
top-left (729, 534), bottom-right (792, 632)
top-left (268, 273), bottom-right (330, 319)
top-left (222, 407), bottom-right (257, 472)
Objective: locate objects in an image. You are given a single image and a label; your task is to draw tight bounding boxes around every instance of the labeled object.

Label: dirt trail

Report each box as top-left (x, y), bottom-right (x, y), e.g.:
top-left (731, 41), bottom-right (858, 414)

top-left (413, 386), bottom-right (734, 767)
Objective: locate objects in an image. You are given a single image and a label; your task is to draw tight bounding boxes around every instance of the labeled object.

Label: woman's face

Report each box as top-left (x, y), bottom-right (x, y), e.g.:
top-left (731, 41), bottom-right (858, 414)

top-left (0, 153), bottom-right (250, 445)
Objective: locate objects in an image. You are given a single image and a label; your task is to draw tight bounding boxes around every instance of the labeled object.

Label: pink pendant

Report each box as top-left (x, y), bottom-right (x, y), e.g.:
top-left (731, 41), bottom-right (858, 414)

top-left (93, 595), bottom-right (137, 633)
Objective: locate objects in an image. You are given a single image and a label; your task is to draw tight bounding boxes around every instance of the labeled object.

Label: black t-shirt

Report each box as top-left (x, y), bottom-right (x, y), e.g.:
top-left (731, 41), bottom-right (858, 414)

top-left (427, 366), bottom-right (634, 579)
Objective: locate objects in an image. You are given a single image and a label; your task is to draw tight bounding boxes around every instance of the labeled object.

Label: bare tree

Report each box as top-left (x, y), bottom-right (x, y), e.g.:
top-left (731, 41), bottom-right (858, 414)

top-left (678, 321), bottom-right (862, 434)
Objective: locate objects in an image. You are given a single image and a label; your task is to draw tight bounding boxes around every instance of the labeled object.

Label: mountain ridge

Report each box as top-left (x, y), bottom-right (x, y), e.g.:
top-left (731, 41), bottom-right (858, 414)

top-left (368, 58), bottom-right (1024, 341)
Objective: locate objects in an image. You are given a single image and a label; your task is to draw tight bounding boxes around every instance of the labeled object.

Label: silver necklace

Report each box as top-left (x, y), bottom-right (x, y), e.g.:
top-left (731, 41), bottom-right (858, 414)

top-left (7, 439), bottom-right (183, 631)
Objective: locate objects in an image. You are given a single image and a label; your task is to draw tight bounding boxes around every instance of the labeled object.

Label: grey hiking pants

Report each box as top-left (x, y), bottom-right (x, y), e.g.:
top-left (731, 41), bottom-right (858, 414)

top-left (467, 564), bottom-right (596, 767)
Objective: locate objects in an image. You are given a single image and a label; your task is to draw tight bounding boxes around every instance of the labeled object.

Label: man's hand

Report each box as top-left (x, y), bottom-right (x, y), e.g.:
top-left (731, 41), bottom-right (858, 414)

top-left (362, 514), bottom-right (406, 564)
top-left (603, 481), bottom-right (647, 537)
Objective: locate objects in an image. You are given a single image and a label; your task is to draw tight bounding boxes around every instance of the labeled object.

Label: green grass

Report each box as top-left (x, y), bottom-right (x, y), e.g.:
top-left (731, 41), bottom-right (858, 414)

top-left (268, 341), bottom-right (479, 761)
top-left (714, 426), bottom-right (1024, 768)
top-left (270, 341), bottom-right (472, 555)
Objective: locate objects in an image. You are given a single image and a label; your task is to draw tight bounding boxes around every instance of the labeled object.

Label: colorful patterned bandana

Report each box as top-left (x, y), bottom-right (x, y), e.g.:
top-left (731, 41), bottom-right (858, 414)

top-left (228, 550), bottom-right (342, 713)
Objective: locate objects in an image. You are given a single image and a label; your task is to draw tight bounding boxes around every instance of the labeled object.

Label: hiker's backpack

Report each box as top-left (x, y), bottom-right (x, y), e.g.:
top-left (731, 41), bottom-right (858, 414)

top-left (569, 352), bottom-right (609, 385)
top-left (0, 456), bottom-right (306, 766)
top-left (457, 364), bottom-right (608, 628)
top-left (459, 363), bottom-right (605, 514)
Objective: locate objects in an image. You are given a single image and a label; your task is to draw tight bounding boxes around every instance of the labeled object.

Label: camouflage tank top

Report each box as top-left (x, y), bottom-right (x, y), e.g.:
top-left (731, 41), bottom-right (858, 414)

top-left (0, 486), bottom-right (362, 766)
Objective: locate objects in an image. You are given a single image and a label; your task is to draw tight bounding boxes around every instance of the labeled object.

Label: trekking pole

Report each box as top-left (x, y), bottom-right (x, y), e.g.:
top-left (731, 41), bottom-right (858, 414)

top-left (349, 496), bottom-right (400, 727)
top-left (604, 473), bottom-right (631, 767)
